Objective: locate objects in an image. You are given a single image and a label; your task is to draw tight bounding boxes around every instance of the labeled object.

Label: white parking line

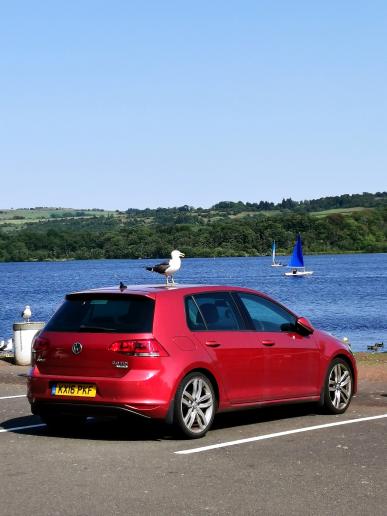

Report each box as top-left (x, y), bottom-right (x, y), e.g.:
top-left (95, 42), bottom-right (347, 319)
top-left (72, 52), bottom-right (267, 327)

top-left (175, 413), bottom-right (387, 455)
top-left (0, 423), bottom-right (46, 433)
top-left (0, 395), bottom-right (27, 400)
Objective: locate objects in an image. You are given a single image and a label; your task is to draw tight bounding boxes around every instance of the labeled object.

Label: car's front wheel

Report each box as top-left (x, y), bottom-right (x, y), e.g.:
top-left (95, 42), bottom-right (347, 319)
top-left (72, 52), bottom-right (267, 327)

top-left (174, 372), bottom-right (216, 438)
top-left (323, 358), bottom-right (353, 414)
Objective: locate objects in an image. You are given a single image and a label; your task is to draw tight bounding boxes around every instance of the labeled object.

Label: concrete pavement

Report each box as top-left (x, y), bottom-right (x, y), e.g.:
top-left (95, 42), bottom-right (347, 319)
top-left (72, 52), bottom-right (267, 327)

top-left (0, 359), bottom-right (386, 516)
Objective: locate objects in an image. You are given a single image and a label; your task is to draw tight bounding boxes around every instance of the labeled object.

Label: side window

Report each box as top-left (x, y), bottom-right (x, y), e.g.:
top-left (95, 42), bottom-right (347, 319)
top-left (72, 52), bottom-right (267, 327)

top-left (185, 296), bottom-right (206, 331)
top-left (237, 293), bottom-right (296, 332)
top-left (191, 292), bottom-right (243, 331)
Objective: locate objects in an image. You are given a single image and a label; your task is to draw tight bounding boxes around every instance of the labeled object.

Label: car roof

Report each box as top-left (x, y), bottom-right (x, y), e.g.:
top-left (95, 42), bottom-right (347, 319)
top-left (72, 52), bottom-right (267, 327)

top-left (65, 284), bottom-right (298, 317)
top-left (68, 284), bottom-right (261, 298)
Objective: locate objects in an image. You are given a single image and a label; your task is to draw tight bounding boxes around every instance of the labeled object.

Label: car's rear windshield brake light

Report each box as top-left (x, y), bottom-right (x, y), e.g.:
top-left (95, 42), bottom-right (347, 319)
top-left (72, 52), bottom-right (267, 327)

top-left (108, 339), bottom-right (168, 357)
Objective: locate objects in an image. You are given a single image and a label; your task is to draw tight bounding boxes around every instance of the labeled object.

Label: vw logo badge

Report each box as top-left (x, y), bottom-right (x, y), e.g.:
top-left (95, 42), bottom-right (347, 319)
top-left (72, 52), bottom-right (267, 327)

top-left (72, 342), bottom-right (83, 355)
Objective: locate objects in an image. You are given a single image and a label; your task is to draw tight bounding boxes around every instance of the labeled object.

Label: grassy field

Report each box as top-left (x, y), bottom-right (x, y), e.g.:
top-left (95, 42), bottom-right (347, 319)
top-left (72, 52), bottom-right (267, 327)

top-left (0, 208), bottom-right (117, 226)
top-left (354, 352), bottom-right (387, 364)
top-left (230, 210), bottom-right (282, 219)
top-left (311, 207), bottom-right (370, 218)
top-left (0, 205), bottom-right (376, 230)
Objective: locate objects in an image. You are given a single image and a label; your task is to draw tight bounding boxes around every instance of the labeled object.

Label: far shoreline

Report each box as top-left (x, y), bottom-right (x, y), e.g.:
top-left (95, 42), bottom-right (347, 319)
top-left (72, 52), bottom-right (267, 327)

top-left (0, 250), bottom-right (386, 264)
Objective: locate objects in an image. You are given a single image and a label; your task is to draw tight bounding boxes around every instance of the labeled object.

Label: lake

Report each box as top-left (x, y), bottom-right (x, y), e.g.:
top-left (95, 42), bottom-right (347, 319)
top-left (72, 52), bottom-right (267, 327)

top-left (0, 254), bottom-right (386, 352)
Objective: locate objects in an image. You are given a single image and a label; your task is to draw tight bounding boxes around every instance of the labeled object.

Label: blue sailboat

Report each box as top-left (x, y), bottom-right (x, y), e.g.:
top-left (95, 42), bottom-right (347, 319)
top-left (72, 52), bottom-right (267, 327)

top-left (271, 240), bottom-right (283, 267)
top-left (285, 233), bottom-right (313, 276)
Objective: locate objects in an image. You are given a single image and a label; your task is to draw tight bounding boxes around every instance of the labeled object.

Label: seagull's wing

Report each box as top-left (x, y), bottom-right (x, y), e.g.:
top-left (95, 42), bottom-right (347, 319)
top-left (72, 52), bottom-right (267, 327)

top-left (151, 262), bottom-right (170, 274)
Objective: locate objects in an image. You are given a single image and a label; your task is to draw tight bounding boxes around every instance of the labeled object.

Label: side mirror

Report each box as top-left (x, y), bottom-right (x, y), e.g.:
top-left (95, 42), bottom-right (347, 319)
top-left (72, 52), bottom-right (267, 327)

top-left (296, 316), bottom-right (314, 335)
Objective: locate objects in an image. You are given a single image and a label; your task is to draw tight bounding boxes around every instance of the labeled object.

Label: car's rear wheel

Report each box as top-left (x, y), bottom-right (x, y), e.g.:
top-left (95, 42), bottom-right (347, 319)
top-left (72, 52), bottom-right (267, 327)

top-left (174, 372), bottom-right (216, 439)
top-left (323, 358), bottom-right (353, 414)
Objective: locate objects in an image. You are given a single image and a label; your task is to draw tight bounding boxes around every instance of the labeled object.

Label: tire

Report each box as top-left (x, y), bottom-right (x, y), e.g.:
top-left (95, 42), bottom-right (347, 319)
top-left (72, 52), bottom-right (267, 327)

top-left (174, 372), bottom-right (216, 439)
top-left (323, 358), bottom-right (353, 414)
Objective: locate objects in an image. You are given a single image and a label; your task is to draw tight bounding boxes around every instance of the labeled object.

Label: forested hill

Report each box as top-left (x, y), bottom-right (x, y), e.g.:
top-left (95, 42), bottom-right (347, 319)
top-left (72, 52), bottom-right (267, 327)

top-left (0, 192), bottom-right (386, 261)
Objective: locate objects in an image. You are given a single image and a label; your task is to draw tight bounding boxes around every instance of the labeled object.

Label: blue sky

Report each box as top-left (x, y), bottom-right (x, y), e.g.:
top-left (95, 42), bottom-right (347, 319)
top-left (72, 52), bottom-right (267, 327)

top-left (1, 1), bottom-right (386, 210)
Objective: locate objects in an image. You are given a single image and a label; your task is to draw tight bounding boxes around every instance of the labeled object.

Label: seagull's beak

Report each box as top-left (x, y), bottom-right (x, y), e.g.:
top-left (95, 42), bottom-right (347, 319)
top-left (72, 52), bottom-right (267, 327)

top-left (179, 252), bottom-right (185, 258)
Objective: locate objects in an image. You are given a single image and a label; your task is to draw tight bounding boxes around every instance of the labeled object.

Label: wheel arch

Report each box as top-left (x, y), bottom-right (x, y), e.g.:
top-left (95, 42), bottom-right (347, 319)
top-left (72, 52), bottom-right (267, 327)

top-left (333, 353), bottom-right (357, 394)
top-left (165, 367), bottom-right (220, 425)
top-left (319, 353), bottom-right (357, 406)
top-left (186, 368), bottom-right (220, 406)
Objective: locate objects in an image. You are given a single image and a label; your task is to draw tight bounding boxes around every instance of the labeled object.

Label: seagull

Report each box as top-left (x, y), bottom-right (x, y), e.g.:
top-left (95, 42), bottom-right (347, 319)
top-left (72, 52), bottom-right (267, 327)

top-left (0, 339), bottom-right (12, 352)
top-left (21, 305), bottom-right (32, 322)
top-left (145, 250), bottom-right (185, 285)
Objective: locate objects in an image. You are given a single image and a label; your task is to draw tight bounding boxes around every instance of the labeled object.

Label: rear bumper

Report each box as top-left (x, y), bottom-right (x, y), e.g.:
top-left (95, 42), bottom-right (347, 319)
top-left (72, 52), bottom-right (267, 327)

top-left (31, 400), bottom-right (152, 419)
top-left (27, 369), bottom-right (172, 420)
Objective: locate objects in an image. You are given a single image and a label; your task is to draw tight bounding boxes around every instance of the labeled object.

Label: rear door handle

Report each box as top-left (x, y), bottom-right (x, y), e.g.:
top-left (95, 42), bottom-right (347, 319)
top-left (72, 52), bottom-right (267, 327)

top-left (205, 341), bottom-right (221, 348)
top-left (261, 340), bottom-right (275, 346)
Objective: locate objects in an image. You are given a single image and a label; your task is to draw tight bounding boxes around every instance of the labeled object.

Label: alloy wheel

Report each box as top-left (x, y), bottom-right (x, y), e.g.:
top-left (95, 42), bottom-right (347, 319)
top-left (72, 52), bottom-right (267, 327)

top-left (324, 359), bottom-right (353, 413)
top-left (175, 373), bottom-right (215, 438)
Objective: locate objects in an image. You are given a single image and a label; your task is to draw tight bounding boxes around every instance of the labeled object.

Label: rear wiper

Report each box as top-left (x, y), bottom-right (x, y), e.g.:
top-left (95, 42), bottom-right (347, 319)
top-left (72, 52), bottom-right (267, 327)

top-left (79, 325), bottom-right (116, 332)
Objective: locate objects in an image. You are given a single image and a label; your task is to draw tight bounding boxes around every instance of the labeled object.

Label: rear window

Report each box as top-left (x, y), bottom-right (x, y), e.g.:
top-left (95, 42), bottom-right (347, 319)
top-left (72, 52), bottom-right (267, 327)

top-left (45, 295), bottom-right (155, 333)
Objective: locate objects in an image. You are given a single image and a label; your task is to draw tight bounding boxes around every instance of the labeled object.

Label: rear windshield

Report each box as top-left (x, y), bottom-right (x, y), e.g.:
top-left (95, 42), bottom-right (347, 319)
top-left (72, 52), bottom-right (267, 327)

top-left (45, 295), bottom-right (155, 333)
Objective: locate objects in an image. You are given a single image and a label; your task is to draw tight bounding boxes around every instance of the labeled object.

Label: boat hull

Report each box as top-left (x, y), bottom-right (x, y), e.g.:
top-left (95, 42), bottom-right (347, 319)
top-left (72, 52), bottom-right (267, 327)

top-left (285, 270), bottom-right (314, 276)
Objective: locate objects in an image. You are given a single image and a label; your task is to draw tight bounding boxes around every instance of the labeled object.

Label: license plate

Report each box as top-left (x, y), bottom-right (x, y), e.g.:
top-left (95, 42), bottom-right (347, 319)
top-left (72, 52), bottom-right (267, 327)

top-left (51, 383), bottom-right (96, 397)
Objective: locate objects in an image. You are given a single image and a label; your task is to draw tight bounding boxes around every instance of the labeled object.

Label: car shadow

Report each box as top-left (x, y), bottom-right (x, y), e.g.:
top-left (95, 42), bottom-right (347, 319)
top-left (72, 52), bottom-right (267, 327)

top-left (1, 414), bottom-right (169, 442)
top-left (212, 402), bottom-right (320, 431)
top-left (2, 402), bottom-right (321, 442)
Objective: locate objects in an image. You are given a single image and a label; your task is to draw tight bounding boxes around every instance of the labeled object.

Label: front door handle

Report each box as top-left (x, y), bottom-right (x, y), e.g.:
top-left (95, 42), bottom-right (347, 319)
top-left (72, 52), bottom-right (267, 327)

top-left (261, 340), bottom-right (275, 346)
top-left (205, 341), bottom-right (221, 348)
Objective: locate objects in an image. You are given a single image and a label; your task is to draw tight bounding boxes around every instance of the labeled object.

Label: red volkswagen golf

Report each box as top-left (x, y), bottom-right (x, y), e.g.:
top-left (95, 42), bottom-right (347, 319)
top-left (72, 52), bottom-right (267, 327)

top-left (28, 284), bottom-right (357, 438)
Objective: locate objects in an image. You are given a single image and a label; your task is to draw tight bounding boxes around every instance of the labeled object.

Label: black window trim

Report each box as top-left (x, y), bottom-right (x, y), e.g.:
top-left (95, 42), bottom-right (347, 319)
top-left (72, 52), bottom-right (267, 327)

top-left (230, 292), bottom-right (256, 330)
top-left (185, 295), bottom-right (207, 331)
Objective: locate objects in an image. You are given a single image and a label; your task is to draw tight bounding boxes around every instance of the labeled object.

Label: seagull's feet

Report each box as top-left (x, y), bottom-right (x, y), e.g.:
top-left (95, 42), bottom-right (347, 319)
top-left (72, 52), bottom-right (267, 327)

top-left (165, 276), bottom-right (176, 287)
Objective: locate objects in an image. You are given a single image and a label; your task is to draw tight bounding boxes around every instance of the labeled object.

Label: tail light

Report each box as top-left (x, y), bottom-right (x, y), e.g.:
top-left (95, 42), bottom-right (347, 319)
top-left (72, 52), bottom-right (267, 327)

top-left (108, 339), bottom-right (168, 357)
top-left (31, 335), bottom-right (49, 366)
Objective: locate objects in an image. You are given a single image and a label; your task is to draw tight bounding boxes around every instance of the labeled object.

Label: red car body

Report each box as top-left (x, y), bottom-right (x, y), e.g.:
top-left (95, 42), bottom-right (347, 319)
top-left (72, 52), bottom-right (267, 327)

top-left (28, 284), bottom-right (357, 435)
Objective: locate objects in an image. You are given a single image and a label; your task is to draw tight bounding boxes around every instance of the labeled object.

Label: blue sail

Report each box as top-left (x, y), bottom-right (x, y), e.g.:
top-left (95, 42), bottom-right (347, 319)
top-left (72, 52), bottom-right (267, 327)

top-left (288, 234), bottom-right (304, 268)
